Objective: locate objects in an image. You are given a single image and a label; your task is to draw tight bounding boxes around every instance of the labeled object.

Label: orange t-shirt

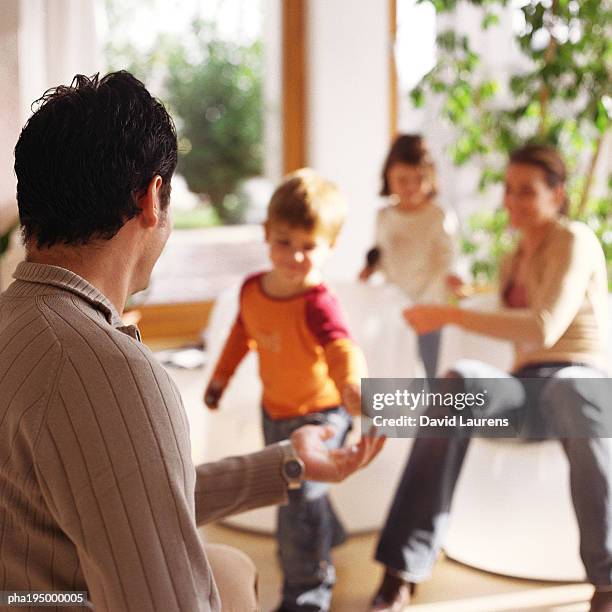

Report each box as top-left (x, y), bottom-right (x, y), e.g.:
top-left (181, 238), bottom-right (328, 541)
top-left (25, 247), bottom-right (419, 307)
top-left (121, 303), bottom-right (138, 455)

top-left (211, 273), bottom-right (367, 419)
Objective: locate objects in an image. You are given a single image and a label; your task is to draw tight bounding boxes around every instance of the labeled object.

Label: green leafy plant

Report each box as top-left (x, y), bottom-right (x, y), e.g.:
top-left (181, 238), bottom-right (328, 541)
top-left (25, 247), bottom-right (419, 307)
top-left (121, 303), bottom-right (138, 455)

top-left (165, 21), bottom-right (263, 224)
top-left (411, 0), bottom-right (611, 287)
top-left (0, 211), bottom-right (19, 255)
top-left (0, 221), bottom-right (19, 291)
top-left (0, 227), bottom-right (15, 258)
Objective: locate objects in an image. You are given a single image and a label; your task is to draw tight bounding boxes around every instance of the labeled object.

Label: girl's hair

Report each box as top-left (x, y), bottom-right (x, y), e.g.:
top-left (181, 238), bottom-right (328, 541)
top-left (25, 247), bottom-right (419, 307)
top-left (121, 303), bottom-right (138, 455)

top-left (509, 144), bottom-right (569, 215)
top-left (380, 134), bottom-right (438, 197)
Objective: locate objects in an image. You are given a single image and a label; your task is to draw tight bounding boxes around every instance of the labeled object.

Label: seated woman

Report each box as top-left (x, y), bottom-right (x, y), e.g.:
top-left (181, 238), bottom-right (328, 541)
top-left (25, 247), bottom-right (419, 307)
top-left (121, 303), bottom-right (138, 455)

top-left (370, 144), bottom-right (611, 612)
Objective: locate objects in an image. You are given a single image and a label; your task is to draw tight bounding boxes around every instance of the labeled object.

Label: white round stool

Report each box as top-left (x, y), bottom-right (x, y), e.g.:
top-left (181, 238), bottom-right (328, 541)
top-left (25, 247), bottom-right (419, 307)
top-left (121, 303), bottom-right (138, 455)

top-left (438, 293), bottom-right (612, 581)
top-left (444, 438), bottom-right (586, 581)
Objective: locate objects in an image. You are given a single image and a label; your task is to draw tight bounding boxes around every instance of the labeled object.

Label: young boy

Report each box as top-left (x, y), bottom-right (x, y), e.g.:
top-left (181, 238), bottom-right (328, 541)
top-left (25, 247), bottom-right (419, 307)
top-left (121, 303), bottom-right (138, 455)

top-left (204, 168), bottom-right (367, 612)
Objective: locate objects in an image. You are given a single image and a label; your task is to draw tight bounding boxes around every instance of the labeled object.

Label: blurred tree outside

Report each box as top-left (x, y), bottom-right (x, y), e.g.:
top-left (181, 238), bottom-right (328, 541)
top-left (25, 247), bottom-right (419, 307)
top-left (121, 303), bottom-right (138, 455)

top-left (166, 22), bottom-right (264, 224)
top-left (410, 0), bottom-right (611, 287)
top-left (104, 0), bottom-right (264, 226)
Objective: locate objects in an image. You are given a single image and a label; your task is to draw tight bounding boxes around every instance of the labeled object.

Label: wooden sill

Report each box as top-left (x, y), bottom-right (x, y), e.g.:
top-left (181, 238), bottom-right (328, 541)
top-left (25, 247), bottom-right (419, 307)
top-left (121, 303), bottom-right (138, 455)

top-left (126, 300), bottom-right (214, 345)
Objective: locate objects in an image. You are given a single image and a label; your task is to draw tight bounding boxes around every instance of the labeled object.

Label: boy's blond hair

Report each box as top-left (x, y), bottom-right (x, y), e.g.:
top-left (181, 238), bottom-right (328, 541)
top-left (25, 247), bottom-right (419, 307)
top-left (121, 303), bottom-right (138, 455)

top-left (266, 168), bottom-right (347, 245)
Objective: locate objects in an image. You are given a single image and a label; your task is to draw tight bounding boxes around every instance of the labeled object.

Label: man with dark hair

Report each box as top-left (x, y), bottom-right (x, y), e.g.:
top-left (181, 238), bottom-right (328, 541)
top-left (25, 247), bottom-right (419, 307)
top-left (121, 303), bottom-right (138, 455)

top-left (0, 71), bottom-right (383, 611)
top-left (15, 72), bottom-right (177, 248)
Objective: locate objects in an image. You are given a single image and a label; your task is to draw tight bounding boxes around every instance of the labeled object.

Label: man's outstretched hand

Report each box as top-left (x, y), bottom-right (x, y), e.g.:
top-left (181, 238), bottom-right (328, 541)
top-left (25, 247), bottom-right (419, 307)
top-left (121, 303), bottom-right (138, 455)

top-left (290, 424), bottom-right (385, 483)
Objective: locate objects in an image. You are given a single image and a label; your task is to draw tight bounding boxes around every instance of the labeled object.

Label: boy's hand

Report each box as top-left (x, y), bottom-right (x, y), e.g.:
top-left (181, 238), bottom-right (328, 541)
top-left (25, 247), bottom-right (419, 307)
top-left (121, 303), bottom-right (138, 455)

top-left (204, 379), bottom-right (225, 410)
top-left (342, 382), bottom-right (361, 416)
top-left (290, 424), bottom-right (385, 483)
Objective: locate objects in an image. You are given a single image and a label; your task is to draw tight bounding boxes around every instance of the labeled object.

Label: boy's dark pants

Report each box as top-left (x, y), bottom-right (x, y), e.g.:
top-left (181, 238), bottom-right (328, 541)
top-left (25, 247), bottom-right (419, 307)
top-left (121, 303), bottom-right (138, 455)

top-left (262, 407), bottom-right (352, 612)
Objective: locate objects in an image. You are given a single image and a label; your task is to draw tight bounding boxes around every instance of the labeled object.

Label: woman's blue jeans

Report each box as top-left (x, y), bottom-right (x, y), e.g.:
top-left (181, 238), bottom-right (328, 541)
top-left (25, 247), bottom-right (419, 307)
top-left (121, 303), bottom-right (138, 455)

top-left (375, 360), bottom-right (612, 586)
top-left (262, 407), bottom-right (352, 611)
top-left (418, 330), bottom-right (441, 379)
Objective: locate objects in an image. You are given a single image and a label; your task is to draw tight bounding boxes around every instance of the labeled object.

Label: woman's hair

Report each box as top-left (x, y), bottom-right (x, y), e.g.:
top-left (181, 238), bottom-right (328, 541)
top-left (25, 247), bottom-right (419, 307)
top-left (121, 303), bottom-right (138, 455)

top-left (380, 134), bottom-right (438, 197)
top-left (509, 144), bottom-right (569, 215)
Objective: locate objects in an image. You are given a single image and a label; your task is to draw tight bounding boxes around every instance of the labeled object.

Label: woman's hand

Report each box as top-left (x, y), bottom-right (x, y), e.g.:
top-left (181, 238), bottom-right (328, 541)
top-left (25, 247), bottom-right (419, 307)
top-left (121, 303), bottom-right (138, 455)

top-left (403, 304), bottom-right (460, 335)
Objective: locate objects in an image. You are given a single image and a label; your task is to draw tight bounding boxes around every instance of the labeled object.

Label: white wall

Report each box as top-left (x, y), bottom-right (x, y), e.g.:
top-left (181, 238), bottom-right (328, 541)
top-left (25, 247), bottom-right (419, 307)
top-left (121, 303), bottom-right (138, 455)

top-left (307, 0), bottom-right (391, 281)
top-left (0, 0), bottom-right (20, 228)
top-left (0, 0), bottom-right (103, 289)
top-left (0, 0), bottom-right (23, 290)
top-left (19, 0), bottom-right (103, 113)
top-left (262, 0), bottom-right (282, 184)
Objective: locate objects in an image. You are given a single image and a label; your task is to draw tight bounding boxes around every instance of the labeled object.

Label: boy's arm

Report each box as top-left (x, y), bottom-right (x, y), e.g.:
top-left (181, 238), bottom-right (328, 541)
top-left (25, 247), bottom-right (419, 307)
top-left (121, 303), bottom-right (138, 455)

top-left (324, 339), bottom-right (367, 415)
top-left (305, 290), bottom-right (368, 416)
top-left (204, 315), bottom-right (251, 408)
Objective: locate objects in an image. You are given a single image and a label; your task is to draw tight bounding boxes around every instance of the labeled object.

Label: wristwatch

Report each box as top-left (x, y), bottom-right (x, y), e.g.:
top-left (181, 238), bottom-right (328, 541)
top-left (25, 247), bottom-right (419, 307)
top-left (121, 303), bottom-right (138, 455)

top-left (279, 440), bottom-right (305, 490)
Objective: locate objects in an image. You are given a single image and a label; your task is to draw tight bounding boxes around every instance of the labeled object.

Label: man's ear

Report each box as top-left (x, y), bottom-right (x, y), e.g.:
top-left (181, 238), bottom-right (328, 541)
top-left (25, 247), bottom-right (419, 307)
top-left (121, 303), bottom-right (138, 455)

top-left (138, 175), bottom-right (164, 228)
top-left (263, 220), bottom-right (270, 241)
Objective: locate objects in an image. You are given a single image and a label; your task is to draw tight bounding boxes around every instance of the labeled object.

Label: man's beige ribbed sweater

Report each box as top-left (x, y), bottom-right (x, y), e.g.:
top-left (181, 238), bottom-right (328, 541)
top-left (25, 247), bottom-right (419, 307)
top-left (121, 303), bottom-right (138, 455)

top-left (0, 262), bottom-right (287, 611)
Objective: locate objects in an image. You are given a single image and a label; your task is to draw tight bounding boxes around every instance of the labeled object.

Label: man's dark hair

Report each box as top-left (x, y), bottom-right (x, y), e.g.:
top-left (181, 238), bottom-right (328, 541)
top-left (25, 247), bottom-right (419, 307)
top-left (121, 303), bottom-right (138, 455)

top-left (14, 71), bottom-right (178, 248)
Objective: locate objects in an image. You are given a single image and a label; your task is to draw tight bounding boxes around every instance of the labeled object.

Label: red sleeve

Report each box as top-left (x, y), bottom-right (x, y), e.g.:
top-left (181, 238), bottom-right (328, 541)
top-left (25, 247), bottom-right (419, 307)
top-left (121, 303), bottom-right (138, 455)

top-left (305, 286), bottom-right (367, 392)
top-left (304, 286), bottom-right (352, 346)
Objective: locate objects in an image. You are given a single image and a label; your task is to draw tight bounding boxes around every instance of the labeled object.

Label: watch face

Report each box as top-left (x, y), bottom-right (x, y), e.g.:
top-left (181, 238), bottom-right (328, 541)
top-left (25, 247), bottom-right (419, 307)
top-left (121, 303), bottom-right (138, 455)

top-left (284, 459), bottom-right (303, 479)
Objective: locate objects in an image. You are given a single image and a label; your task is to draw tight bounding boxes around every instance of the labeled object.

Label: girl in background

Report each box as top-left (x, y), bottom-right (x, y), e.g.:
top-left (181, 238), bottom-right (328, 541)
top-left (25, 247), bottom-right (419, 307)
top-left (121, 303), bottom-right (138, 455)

top-left (359, 134), bottom-right (461, 378)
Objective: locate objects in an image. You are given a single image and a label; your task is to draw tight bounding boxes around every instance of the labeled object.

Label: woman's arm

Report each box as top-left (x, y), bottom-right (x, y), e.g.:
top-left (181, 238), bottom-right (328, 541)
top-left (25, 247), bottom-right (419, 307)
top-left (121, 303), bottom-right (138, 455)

top-left (406, 302), bottom-right (553, 344)
top-left (405, 224), bottom-right (597, 347)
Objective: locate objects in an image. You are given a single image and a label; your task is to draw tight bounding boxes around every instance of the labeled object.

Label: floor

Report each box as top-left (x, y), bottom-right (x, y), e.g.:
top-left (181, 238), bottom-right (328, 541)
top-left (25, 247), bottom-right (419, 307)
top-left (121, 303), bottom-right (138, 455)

top-left (201, 522), bottom-right (593, 612)
top-left (156, 358), bottom-right (594, 612)
top-left (142, 246), bottom-right (598, 612)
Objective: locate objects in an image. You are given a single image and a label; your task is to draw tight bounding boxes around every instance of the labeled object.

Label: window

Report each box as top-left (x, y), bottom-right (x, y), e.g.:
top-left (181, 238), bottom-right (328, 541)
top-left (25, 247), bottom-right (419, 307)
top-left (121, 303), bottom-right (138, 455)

top-left (101, 0), bottom-right (283, 305)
